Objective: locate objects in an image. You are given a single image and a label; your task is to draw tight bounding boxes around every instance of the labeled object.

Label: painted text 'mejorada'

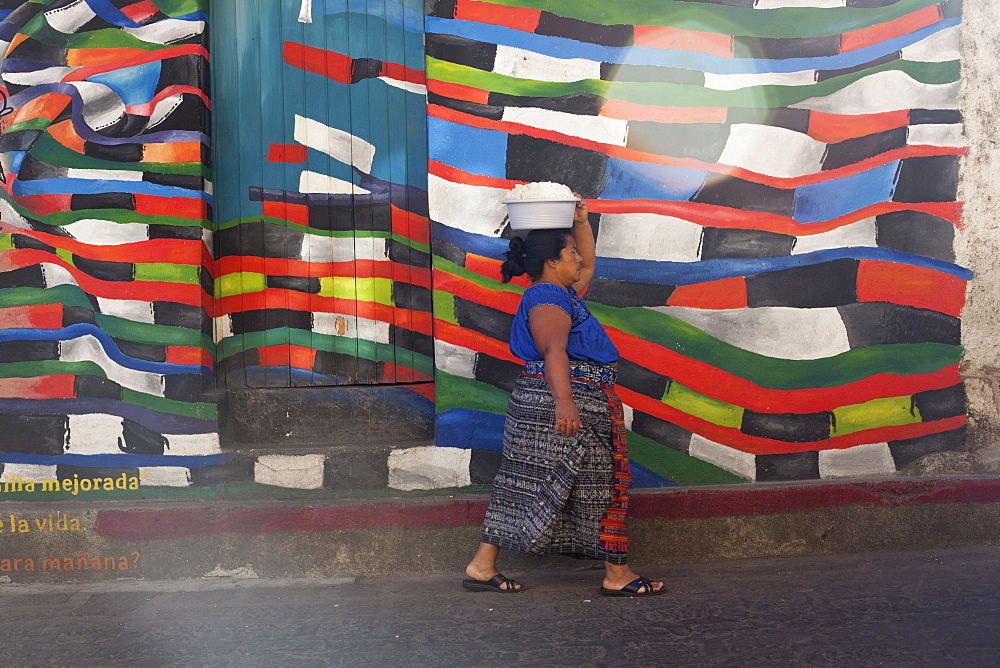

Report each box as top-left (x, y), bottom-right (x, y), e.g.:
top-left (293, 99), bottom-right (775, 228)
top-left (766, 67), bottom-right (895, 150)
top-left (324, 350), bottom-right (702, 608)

top-left (0, 474), bottom-right (143, 495)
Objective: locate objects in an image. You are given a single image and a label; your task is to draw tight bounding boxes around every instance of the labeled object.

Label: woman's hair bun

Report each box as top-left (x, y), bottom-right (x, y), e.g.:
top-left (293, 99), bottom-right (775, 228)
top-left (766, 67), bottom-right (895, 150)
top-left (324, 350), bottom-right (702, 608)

top-left (500, 236), bottom-right (528, 283)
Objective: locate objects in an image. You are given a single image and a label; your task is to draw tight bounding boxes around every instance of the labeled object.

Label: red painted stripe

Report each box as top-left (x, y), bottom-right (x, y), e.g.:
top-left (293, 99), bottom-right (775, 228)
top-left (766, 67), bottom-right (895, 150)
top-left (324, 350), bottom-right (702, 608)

top-left (12, 193), bottom-right (73, 216)
top-left (435, 319), bottom-right (520, 363)
top-left (124, 84), bottom-right (212, 115)
top-left (379, 363), bottom-right (434, 383)
top-left (401, 381), bottom-right (435, 402)
top-left (808, 109), bottom-right (911, 144)
top-left (283, 41), bottom-right (353, 84)
top-left (667, 277), bottom-right (748, 309)
top-left (435, 268), bottom-right (962, 411)
top-left (165, 346), bottom-right (213, 368)
top-left (215, 290), bottom-right (433, 334)
top-left (454, 0), bottom-right (540, 32)
top-left (91, 478), bottom-right (1000, 539)
top-left (857, 260), bottom-right (966, 317)
top-left (391, 205), bottom-right (431, 246)
top-left (588, 199), bottom-right (962, 235)
top-left (262, 200), bottom-right (310, 226)
top-left (601, 100), bottom-right (728, 124)
top-left (257, 344), bottom-right (318, 370)
top-left (0, 303), bottom-right (64, 329)
top-left (120, 0), bottom-right (160, 23)
top-left (0, 375), bottom-right (76, 400)
top-left (0, 248), bottom-right (208, 305)
top-left (632, 25), bottom-right (734, 57)
top-left (841, 4), bottom-right (942, 53)
top-left (378, 60), bottom-right (426, 85)
top-left (215, 256), bottom-right (431, 287)
top-left (266, 143), bottom-right (309, 164)
top-left (429, 159), bottom-right (517, 190)
top-left (463, 253), bottom-right (532, 289)
top-left (62, 44), bottom-right (210, 82)
top-left (135, 194), bottom-right (208, 220)
top-left (0, 222), bottom-right (210, 266)
top-left (426, 79), bottom-right (491, 104)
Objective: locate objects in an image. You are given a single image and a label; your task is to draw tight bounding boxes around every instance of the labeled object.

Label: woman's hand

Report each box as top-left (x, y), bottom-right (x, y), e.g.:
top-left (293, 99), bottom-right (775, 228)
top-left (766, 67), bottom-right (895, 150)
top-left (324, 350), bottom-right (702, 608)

top-left (554, 399), bottom-right (581, 436)
top-left (572, 192), bottom-right (588, 225)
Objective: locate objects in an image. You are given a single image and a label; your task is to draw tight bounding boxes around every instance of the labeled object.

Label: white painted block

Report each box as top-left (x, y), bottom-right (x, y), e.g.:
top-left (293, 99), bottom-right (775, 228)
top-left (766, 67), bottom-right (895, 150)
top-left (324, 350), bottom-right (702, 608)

top-left (94, 296), bottom-right (157, 324)
top-left (294, 115), bottom-right (376, 172)
top-left (595, 213), bottom-right (704, 262)
top-left (502, 107), bottom-right (628, 146)
top-left (299, 170), bottom-right (371, 195)
top-left (908, 123), bottom-right (964, 148)
top-left (434, 340), bottom-right (477, 379)
top-left (387, 446), bottom-right (472, 491)
top-left (66, 414), bottom-right (124, 454)
top-left (45, 0), bottom-right (97, 34)
top-left (66, 219), bottom-right (150, 245)
top-left (901, 25), bottom-right (960, 63)
top-left (428, 174), bottom-right (508, 236)
top-left (163, 433), bottom-right (222, 456)
top-left (138, 467), bottom-right (192, 487)
top-left (719, 124), bottom-right (827, 179)
top-left (123, 19), bottom-right (205, 45)
top-left (255, 454), bottom-right (326, 489)
top-left (689, 433), bottom-right (756, 481)
top-left (818, 442), bottom-right (896, 478)
top-left (653, 306), bottom-right (852, 360)
top-left (493, 45), bottom-right (602, 83)
top-left (791, 218), bottom-right (878, 255)
top-left (791, 72), bottom-right (960, 115)
top-left (0, 464), bottom-right (58, 484)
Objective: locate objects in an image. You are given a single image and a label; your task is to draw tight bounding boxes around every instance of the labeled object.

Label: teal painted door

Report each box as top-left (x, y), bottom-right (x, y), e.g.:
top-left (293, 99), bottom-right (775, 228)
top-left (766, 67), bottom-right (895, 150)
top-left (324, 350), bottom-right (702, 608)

top-left (211, 0), bottom-right (431, 388)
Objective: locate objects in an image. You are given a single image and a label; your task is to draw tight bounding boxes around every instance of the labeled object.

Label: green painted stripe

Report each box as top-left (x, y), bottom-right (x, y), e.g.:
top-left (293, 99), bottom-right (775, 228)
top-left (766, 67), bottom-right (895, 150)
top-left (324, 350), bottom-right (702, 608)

top-left (427, 57), bottom-right (958, 109)
top-left (626, 431), bottom-right (748, 486)
top-left (133, 262), bottom-right (201, 284)
top-left (217, 329), bottom-right (434, 375)
top-left (432, 256), bottom-right (963, 390)
top-left (663, 381), bottom-right (744, 429)
top-left (121, 388), bottom-right (216, 420)
top-left (435, 370), bottom-right (509, 415)
top-left (30, 134), bottom-right (208, 178)
top-left (832, 395), bottom-right (921, 435)
top-left (5, 117), bottom-right (52, 133)
top-left (433, 289), bottom-right (457, 326)
top-left (154, 0), bottom-right (207, 18)
top-left (0, 360), bottom-right (107, 379)
top-left (477, 0), bottom-right (940, 37)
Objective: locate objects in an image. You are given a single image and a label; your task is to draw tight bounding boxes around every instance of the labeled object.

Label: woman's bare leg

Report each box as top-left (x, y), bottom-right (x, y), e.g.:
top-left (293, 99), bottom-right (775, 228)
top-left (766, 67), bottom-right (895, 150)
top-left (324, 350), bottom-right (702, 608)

top-left (603, 562), bottom-right (664, 593)
top-left (465, 542), bottom-right (521, 590)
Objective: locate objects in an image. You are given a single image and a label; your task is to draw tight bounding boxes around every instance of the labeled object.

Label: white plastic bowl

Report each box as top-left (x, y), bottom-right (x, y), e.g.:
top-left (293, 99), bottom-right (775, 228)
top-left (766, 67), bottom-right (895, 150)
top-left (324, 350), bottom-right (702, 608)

top-left (502, 198), bottom-right (579, 231)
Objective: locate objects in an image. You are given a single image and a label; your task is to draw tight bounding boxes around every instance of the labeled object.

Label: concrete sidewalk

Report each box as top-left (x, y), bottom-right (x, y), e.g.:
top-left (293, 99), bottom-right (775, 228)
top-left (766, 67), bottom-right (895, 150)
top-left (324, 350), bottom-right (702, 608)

top-left (2, 545), bottom-right (999, 665)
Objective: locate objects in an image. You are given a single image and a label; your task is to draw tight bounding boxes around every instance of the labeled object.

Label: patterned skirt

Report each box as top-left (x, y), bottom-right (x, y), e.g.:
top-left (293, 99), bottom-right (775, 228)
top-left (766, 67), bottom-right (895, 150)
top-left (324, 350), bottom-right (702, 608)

top-left (480, 360), bottom-right (632, 564)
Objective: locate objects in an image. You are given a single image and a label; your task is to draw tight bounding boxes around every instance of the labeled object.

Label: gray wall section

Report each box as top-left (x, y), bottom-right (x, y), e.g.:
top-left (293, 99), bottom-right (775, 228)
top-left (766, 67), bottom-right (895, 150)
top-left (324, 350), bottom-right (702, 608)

top-left (957, 0), bottom-right (1000, 467)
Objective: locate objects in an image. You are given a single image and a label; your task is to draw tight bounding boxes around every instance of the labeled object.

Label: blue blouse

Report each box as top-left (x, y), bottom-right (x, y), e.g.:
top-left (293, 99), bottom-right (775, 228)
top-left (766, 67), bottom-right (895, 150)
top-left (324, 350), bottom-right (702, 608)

top-left (509, 283), bottom-right (618, 364)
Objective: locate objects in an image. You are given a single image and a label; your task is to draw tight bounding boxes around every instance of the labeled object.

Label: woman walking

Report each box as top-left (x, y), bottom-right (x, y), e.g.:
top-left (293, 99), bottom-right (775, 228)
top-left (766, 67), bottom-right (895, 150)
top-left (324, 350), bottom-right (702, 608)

top-left (463, 196), bottom-right (664, 597)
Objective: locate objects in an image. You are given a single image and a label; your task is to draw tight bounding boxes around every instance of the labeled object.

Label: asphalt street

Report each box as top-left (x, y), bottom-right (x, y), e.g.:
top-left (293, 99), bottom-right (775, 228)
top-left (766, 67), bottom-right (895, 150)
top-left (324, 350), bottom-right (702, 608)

top-left (2, 545), bottom-right (999, 666)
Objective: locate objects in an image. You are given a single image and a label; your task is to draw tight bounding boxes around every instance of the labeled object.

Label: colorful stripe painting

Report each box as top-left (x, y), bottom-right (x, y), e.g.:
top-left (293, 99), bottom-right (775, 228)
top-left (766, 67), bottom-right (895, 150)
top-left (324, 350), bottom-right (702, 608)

top-left (0, 0), bottom-right (223, 487)
top-left (426, 0), bottom-right (967, 484)
top-left (211, 0), bottom-right (432, 389)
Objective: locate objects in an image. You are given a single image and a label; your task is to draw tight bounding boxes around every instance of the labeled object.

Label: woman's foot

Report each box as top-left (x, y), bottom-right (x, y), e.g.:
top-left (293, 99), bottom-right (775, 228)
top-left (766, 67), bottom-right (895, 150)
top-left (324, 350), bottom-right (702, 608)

top-left (602, 565), bottom-right (664, 596)
top-left (464, 543), bottom-right (522, 592)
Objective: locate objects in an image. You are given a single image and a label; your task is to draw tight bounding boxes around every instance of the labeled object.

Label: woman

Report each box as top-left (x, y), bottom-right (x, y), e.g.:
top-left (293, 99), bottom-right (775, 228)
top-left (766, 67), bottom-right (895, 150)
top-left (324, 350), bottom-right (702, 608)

top-left (463, 196), bottom-right (665, 597)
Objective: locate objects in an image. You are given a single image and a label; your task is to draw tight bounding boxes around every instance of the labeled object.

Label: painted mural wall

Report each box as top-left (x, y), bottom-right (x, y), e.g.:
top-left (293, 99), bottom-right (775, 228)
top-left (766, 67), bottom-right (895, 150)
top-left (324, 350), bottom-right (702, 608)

top-left (425, 0), bottom-right (968, 486)
top-left (0, 0), bottom-right (225, 492)
top-left (212, 0), bottom-right (433, 390)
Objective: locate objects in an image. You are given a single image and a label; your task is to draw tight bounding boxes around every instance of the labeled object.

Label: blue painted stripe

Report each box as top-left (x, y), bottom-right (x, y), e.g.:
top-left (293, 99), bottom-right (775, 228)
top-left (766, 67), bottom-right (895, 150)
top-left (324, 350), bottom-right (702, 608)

top-left (597, 247), bottom-right (973, 285)
top-left (602, 157), bottom-right (706, 201)
top-left (0, 452), bottom-right (233, 468)
top-left (630, 460), bottom-right (678, 488)
top-left (0, 398), bottom-right (215, 434)
top-left (427, 117), bottom-right (509, 178)
top-left (13, 178), bottom-right (211, 203)
top-left (0, 325), bottom-right (206, 375)
top-left (792, 161), bottom-right (900, 224)
top-left (436, 408), bottom-right (505, 451)
top-left (318, 0), bottom-right (424, 34)
top-left (426, 17), bottom-right (959, 76)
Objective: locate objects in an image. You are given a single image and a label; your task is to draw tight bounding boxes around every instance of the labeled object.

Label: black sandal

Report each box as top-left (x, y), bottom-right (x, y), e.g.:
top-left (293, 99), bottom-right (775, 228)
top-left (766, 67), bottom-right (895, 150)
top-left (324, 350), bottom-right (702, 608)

top-left (600, 576), bottom-right (665, 597)
top-left (461, 573), bottom-right (523, 593)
